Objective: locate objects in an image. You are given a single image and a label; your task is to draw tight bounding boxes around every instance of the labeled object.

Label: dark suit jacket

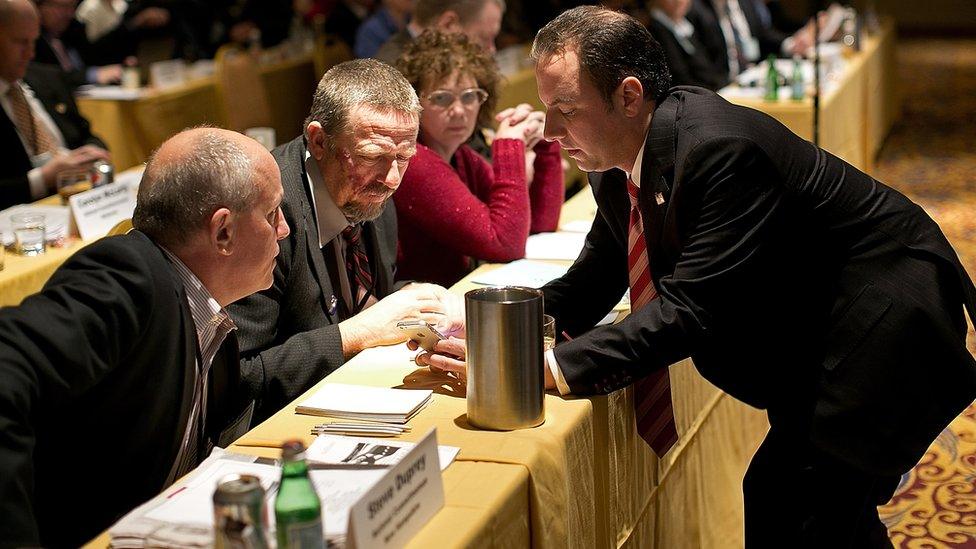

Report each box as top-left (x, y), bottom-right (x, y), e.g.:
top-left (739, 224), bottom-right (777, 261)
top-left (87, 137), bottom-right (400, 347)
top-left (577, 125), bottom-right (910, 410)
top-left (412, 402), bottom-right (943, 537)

top-left (647, 17), bottom-right (729, 90)
top-left (0, 231), bottom-right (251, 547)
top-left (688, 0), bottom-right (788, 78)
top-left (33, 20), bottom-right (138, 89)
top-left (0, 64), bottom-right (105, 209)
top-left (227, 136), bottom-right (399, 422)
top-left (544, 87), bottom-right (976, 476)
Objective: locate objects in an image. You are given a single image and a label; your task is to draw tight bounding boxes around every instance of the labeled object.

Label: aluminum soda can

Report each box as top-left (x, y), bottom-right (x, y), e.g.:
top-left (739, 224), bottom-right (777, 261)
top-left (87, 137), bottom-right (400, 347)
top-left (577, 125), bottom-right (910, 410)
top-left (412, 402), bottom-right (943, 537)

top-left (90, 160), bottom-right (114, 187)
top-left (213, 473), bottom-right (270, 549)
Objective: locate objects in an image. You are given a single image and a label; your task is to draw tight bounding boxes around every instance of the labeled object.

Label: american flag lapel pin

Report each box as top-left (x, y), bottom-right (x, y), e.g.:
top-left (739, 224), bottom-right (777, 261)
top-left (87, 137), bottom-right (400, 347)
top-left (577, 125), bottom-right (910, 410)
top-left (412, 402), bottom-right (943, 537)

top-left (655, 192), bottom-right (666, 205)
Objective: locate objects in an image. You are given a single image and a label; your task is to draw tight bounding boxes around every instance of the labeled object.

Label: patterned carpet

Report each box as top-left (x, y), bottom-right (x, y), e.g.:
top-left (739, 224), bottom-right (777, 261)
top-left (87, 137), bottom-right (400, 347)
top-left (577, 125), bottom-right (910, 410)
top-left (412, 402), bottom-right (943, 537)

top-left (873, 37), bottom-right (976, 547)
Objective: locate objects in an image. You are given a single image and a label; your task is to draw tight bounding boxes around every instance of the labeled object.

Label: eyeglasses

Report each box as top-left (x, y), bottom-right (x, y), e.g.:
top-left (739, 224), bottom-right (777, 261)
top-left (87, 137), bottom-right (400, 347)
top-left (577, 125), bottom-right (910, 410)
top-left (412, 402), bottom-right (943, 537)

top-left (425, 88), bottom-right (488, 109)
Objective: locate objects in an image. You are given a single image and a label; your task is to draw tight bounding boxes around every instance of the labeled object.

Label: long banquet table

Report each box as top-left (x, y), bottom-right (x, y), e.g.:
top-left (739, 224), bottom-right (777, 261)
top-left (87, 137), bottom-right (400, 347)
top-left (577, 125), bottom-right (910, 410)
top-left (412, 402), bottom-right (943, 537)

top-left (83, 187), bottom-right (769, 548)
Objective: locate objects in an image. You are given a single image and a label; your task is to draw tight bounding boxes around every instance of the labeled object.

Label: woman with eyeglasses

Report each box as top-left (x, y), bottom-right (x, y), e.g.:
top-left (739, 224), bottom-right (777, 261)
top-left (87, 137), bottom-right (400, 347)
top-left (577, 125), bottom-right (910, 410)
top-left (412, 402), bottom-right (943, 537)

top-left (393, 31), bottom-right (564, 287)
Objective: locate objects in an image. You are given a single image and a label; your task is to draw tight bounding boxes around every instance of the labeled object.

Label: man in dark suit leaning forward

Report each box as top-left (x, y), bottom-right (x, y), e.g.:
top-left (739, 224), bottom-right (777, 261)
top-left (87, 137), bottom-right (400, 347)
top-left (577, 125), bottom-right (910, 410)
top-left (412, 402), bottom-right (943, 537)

top-left (0, 127), bottom-right (290, 547)
top-left (418, 6), bottom-right (976, 546)
top-left (228, 59), bottom-right (462, 422)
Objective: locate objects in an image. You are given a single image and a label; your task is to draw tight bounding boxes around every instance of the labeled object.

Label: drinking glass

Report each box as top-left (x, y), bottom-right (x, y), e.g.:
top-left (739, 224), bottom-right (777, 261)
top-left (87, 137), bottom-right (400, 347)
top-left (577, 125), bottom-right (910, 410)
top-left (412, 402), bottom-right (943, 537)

top-left (56, 171), bottom-right (92, 204)
top-left (11, 213), bottom-right (46, 256)
top-left (543, 314), bottom-right (556, 351)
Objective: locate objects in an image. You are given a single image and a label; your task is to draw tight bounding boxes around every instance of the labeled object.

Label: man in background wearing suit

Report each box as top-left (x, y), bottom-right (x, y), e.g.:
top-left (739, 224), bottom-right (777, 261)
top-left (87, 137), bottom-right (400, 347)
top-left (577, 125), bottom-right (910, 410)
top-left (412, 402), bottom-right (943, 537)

top-left (374, 0), bottom-right (504, 65)
top-left (645, 0), bottom-right (728, 90)
top-left (419, 6), bottom-right (976, 546)
top-left (0, 0), bottom-right (110, 209)
top-left (688, 0), bottom-right (811, 80)
top-left (228, 58), bottom-right (461, 423)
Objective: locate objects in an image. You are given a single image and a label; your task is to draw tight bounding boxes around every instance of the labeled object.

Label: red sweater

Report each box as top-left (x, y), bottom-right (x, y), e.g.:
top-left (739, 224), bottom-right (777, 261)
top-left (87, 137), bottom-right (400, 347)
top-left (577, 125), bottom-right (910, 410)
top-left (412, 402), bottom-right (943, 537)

top-left (394, 138), bottom-right (564, 286)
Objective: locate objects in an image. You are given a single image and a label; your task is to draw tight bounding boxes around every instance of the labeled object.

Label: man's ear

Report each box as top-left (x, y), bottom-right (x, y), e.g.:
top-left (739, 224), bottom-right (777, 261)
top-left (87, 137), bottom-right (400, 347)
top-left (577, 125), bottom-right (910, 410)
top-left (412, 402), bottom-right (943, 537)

top-left (616, 76), bottom-right (646, 118)
top-left (209, 207), bottom-right (234, 256)
top-left (435, 10), bottom-right (462, 33)
top-left (306, 121), bottom-right (330, 161)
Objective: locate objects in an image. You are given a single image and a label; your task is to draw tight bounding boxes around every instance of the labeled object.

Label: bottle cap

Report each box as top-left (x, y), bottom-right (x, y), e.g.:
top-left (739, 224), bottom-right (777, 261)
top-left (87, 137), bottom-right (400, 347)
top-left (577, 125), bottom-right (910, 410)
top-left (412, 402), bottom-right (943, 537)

top-left (281, 439), bottom-right (307, 461)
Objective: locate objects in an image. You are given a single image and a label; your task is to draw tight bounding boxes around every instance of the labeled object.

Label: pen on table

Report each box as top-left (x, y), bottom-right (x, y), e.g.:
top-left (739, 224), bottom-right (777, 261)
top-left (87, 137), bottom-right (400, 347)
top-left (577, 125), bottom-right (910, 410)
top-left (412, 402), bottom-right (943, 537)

top-left (234, 438), bottom-right (284, 449)
top-left (561, 330), bottom-right (573, 341)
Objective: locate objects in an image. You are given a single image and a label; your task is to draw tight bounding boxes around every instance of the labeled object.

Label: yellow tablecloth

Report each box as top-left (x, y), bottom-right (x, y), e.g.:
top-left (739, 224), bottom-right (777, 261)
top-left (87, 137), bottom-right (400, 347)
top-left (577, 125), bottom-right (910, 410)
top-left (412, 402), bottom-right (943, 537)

top-left (77, 54), bottom-right (317, 171)
top-left (722, 20), bottom-right (898, 174)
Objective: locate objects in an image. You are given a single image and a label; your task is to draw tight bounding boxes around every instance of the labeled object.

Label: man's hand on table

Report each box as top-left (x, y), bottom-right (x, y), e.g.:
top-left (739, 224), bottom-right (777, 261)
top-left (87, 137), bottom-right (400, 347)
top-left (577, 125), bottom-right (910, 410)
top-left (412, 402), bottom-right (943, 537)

top-left (338, 283), bottom-right (463, 358)
top-left (40, 145), bottom-right (112, 190)
top-left (412, 336), bottom-right (559, 391)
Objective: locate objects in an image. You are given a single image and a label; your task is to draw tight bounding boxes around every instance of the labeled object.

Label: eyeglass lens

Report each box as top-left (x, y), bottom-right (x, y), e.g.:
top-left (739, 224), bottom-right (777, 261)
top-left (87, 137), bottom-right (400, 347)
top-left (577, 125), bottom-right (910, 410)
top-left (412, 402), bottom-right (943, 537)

top-left (428, 88), bottom-right (487, 108)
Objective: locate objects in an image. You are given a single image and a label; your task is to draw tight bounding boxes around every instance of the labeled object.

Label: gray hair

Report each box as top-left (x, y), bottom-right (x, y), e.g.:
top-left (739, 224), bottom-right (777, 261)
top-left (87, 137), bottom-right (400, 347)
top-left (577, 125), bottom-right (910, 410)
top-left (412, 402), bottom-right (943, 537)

top-left (132, 130), bottom-right (257, 246)
top-left (304, 59), bottom-right (421, 141)
top-left (414, 0), bottom-right (505, 27)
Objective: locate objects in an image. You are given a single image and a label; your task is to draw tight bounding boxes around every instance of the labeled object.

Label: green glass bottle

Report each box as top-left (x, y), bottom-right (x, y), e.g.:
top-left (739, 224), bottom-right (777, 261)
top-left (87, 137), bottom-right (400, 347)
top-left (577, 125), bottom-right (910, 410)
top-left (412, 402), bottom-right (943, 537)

top-left (791, 56), bottom-right (805, 101)
top-left (275, 440), bottom-right (325, 549)
top-left (764, 54), bottom-right (780, 101)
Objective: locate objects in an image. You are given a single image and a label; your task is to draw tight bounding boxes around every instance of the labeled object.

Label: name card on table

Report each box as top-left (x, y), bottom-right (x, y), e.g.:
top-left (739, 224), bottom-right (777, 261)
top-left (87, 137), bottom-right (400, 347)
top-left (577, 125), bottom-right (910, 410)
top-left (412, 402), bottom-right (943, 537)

top-left (69, 180), bottom-right (138, 240)
top-left (347, 428), bottom-right (445, 549)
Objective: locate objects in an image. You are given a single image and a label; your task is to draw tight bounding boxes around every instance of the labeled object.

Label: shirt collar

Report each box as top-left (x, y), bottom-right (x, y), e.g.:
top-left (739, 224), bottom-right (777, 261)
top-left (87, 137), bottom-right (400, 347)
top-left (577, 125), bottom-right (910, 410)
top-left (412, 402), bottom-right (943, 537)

top-left (629, 137), bottom-right (648, 188)
top-left (304, 147), bottom-right (353, 247)
top-left (651, 8), bottom-right (695, 39)
top-left (159, 246), bottom-right (235, 341)
top-left (0, 78), bottom-right (13, 95)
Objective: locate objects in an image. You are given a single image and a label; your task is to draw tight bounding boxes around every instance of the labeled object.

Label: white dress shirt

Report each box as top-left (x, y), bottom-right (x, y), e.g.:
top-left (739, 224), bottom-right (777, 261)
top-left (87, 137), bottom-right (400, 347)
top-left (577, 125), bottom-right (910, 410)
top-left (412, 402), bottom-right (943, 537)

top-left (161, 247), bottom-right (237, 483)
top-left (0, 78), bottom-right (68, 199)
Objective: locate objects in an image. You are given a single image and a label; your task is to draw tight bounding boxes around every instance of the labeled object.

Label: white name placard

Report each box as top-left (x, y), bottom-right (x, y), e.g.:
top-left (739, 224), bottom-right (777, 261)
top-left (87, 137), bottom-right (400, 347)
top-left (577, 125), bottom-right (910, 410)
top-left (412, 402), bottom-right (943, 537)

top-left (69, 180), bottom-right (139, 240)
top-left (347, 429), bottom-right (445, 549)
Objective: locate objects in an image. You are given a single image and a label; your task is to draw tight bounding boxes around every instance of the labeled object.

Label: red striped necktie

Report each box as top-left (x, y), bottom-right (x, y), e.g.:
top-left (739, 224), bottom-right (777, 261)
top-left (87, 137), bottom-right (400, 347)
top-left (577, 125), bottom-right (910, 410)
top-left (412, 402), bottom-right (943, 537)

top-left (342, 224), bottom-right (373, 313)
top-left (627, 179), bottom-right (678, 457)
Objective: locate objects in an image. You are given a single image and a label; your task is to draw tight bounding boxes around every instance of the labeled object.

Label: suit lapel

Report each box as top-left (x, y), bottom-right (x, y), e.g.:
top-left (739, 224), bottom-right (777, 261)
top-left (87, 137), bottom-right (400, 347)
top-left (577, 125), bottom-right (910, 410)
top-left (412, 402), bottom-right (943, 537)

top-left (637, 96), bottom-right (680, 275)
top-left (291, 140), bottom-right (337, 322)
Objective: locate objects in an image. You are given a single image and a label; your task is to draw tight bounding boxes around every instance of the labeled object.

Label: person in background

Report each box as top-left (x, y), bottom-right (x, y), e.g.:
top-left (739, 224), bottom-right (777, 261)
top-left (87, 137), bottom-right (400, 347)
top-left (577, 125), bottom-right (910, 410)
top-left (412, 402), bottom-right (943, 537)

top-left (0, 0), bottom-right (110, 209)
top-left (227, 59), bottom-right (463, 424)
top-left (221, 0), bottom-right (295, 50)
top-left (393, 31), bottom-right (562, 286)
top-left (0, 126), bottom-right (289, 546)
top-left (33, 0), bottom-right (125, 86)
top-left (688, 0), bottom-right (812, 80)
top-left (297, 0), bottom-right (374, 51)
top-left (645, 0), bottom-right (728, 89)
top-left (373, 0), bottom-right (503, 65)
top-left (418, 7), bottom-right (976, 546)
top-left (354, 0), bottom-right (413, 58)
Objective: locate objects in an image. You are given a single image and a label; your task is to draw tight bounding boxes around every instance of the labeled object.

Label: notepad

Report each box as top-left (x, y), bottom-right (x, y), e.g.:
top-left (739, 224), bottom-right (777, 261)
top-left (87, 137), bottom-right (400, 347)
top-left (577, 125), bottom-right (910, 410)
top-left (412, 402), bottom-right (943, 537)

top-left (296, 384), bottom-right (432, 424)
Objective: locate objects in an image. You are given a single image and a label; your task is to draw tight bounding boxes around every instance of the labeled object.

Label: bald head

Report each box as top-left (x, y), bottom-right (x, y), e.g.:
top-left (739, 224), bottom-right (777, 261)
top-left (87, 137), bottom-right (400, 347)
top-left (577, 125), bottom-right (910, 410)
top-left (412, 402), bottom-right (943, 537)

top-left (0, 0), bottom-right (39, 82)
top-left (133, 127), bottom-right (271, 247)
top-left (0, 0), bottom-right (37, 25)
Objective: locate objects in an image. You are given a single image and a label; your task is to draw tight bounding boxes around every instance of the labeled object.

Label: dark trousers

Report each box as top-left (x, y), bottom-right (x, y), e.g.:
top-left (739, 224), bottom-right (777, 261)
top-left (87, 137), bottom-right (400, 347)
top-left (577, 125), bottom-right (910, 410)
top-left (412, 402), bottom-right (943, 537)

top-left (743, 424), bottom-right (901, 548)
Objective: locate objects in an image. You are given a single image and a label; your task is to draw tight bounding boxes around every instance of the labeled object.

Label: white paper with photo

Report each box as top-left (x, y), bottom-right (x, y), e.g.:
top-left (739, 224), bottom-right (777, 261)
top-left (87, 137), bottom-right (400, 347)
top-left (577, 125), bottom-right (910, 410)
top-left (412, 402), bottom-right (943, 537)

top-left (307, 434), bottom-right (459, 470)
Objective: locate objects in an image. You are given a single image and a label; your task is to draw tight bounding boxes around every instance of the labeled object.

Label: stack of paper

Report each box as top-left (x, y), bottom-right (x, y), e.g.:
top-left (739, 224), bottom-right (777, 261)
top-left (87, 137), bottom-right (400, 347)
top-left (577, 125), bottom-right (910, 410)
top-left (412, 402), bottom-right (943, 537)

top-left (108, 450), bottom-right (385, 548)
top-left (296, 384), bottom-right (432, 424)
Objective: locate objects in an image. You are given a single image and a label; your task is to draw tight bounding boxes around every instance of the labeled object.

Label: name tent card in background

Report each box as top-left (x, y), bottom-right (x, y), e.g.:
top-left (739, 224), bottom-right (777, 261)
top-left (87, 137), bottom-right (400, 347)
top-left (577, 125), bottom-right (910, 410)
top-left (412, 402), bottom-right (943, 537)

top-left (347, 429), bottom-right (444, 549)
top-left (69, 179), bottom-right (138, 240)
